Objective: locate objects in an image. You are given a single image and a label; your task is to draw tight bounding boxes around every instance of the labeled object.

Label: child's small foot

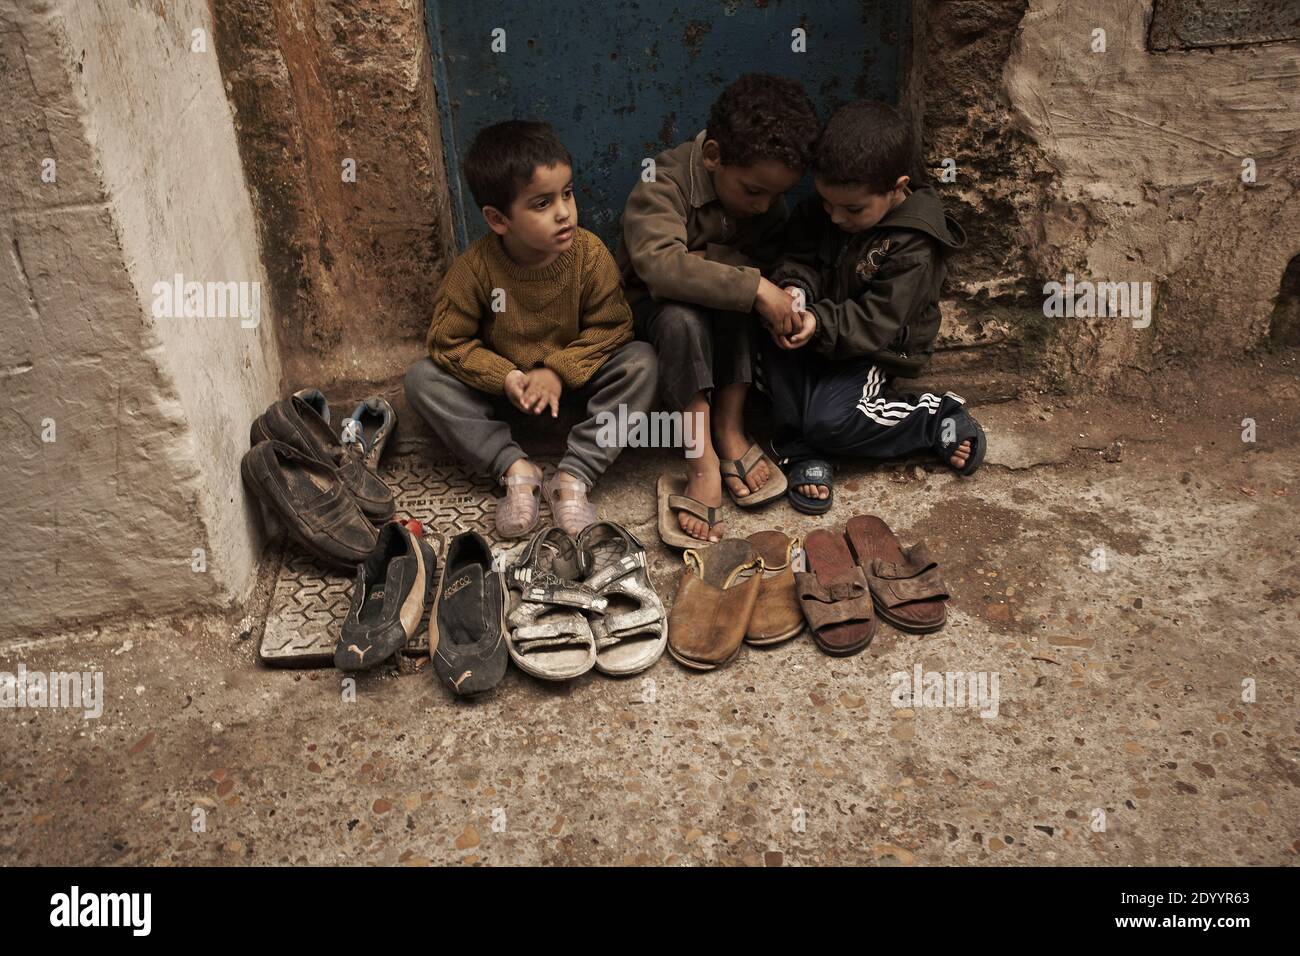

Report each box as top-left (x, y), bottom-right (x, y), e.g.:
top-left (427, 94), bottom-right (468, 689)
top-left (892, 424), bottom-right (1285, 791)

top-left (786, 459), bottom-right (833, 515)
top-left (679, 470), bottom-right (723, 542)
top-left (544, 470), bottom-right (597, 536)
top-left (498, 458), bottom-right (543, 538)
top-left (937, 410), bottom-right (987, 476)
top-left (798, 480), bottom-right (831, 501)
top-left (715, 431), bottom-right (771, 499)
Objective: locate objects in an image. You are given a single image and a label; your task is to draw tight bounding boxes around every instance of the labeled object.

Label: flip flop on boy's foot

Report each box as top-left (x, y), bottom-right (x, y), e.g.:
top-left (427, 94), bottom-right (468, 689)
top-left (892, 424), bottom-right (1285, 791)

top-left (785, 459), bottom-right (834, 515)
top-left (657, 474), bottom-right (722, 549)
top-left (937, 410), bottom-right (987, 476)
top-left (719, 443), bottom-right (787, 508)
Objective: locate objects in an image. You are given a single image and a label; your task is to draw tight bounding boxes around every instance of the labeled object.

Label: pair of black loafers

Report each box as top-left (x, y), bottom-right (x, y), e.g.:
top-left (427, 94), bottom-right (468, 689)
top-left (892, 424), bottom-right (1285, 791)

top-left (241, 389), bottom-right (397, 567)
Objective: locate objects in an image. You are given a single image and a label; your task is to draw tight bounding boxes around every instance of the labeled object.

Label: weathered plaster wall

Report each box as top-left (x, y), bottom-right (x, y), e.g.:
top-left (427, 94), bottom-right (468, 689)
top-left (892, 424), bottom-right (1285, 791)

top-left (0, 0), bottom-right (281, 634)
top-left (907, 0), bottom-right (1051, 392)
top-left (911, 0), bottom-right (1300, 386)
top-left (210, 0), bottom-right (456, 391)
top-left (1002, 0), bottom-right (1300, 383)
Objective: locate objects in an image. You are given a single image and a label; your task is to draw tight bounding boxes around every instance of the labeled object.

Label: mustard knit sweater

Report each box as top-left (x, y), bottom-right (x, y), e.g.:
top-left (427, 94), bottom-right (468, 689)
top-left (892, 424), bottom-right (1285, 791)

top-left (426, 228), bottom-right (633, 395)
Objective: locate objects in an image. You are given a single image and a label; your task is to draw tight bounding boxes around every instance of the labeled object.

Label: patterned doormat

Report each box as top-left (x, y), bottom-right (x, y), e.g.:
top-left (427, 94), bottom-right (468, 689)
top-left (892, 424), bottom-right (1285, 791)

top-left (259, 454), bottom-right (524, 668)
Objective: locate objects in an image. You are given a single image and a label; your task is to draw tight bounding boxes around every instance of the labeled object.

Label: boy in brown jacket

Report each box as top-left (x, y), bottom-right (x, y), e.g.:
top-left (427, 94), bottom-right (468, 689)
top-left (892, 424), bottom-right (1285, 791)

top-left (617, 74), bottom-right (820, 545)
top-left (406, 121), bottom-right (657, 537)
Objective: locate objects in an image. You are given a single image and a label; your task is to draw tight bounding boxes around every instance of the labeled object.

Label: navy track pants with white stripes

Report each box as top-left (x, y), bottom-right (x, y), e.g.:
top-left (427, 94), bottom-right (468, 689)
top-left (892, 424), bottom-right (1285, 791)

top-left (759, 338), bottom-right (967, 465)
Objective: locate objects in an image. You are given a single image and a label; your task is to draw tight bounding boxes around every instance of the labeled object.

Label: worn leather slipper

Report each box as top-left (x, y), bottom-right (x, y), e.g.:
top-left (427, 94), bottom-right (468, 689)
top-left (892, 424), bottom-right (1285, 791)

top-left (796, 529), bottom-right (876, 655)
top-left (667, 539), bottom-right (763, 670)
top-left (844, 515), bottom-right (949, 633)
top-left (744, 531), bottom-right (804, 646)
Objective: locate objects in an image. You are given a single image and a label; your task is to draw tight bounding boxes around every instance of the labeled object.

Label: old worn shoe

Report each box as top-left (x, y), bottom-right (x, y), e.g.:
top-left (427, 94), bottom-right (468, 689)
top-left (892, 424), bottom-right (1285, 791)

top-left (335, 522), bottom-right (438, 671)
top-left (340, 396), bottom-right (397, 473)
top-left (744, 531), bottom-right (804, 645)
top-left (667, 539), bottom-right (763, 671)
top-left (250, 391), bottom-right (395, 524)
top-left (241, 439), bottom-right (378, 568)
top-left (431, 531), bottom-right (509, 696)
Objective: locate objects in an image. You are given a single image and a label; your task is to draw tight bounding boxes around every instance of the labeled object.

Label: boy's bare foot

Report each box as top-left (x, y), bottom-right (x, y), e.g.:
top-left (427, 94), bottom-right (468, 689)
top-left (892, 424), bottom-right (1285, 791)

top-left (679, 469), bottom-right (723, 542)
top-left (714, 430), bottom-right (771, 499)
top-left (948, 440), bottom-right (972, 470)
top-left (797, 479), bottom-right (831, 500)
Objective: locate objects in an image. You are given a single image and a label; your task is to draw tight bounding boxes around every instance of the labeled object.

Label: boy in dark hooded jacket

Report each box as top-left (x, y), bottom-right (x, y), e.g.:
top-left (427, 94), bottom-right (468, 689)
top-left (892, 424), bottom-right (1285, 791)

top-left (762, 100), bottom-right (986, 513)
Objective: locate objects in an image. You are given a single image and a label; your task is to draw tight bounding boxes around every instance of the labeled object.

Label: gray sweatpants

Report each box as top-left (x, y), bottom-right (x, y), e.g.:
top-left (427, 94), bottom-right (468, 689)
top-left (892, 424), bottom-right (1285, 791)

top-left (404, 341), bottom-right (658, 487)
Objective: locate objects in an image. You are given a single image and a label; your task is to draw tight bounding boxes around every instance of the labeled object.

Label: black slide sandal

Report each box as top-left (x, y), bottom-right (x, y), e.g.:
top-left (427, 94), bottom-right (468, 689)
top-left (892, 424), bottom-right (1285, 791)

top-left (940, 412), bottom-right (987, 476)
top-left (786, 459), bottom-right (834, 515)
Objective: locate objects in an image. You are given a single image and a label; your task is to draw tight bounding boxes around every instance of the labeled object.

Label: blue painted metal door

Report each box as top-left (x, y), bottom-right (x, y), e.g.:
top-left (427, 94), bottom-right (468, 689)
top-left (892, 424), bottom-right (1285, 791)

top-left (426, 0), bottom-right (909, 249)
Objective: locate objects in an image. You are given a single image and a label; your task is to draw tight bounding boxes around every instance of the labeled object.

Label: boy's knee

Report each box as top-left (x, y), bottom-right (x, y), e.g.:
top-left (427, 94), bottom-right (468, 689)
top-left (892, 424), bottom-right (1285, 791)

top-left (404, 357), bottom-right (450, 402)
top-left (805, 408), bottom-right (855, 450)
top-left (654, 303), bottom-right (709, 350)
top-left (623, 341), bottom-right (659, 387)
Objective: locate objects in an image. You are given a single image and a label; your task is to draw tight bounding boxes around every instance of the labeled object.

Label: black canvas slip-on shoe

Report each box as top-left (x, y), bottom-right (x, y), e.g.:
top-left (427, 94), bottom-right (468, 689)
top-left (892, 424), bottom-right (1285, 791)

top-left (430, 531), bottom-right (509, 696)
top-left (335, 521), bottom-right (439, 671)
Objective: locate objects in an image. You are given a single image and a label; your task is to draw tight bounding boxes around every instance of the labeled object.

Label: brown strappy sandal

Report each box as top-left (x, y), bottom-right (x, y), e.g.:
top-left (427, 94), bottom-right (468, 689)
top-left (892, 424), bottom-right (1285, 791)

top-left (844, 515), bottom-right (950, 633)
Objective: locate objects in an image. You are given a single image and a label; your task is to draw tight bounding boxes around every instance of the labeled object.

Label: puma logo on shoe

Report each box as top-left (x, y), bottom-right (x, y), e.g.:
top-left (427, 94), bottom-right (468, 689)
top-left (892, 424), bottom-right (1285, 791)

top-left (453, 670), bottom-right (474, 692)
top-left (347, 644), bottom-right (368, 664)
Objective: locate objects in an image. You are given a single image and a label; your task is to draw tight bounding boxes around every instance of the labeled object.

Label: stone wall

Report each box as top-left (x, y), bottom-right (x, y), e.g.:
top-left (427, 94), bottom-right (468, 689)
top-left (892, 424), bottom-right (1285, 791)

top-left (914, 0), bottom-right (1299, 387)
top-left (209, 0), bottom-right (456, 392)
top-left (0, 0), bottom-right (282, 634)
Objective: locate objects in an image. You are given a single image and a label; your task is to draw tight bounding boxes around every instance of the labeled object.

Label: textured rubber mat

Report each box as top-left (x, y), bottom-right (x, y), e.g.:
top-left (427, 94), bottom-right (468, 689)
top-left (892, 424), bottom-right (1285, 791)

top-left (259, 454), bottom-right (517, 668)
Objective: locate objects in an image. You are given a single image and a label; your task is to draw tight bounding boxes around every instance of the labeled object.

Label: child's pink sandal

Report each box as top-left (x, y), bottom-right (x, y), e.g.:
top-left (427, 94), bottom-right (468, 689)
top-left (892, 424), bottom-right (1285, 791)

top-left (544, 473), bottom-right (597, 536)
top-left (497, 470), bottom-right (542, 538)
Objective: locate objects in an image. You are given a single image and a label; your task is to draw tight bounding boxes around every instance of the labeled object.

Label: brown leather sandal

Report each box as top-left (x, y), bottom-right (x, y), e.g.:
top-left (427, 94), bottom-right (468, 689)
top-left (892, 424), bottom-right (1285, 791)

top-left (744, 531), bottom-right (804, 646)
top-left (796, 529), bottom-right (877, 656)
top-left (845, 515), bottom-right (949, 633)
top-left (667, 539), bottom-right (763, 670)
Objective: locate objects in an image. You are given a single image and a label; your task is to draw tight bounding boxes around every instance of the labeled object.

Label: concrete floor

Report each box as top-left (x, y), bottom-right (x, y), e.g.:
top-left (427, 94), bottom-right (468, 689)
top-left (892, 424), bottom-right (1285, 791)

top-left (2, 354), bottom-right (1298, 866)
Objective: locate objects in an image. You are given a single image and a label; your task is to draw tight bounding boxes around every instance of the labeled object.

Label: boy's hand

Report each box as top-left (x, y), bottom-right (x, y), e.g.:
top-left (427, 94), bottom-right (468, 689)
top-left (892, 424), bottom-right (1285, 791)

top-left (504, 369), bottom-right (530, 412)
top-left (773, 309), bottom-right (816, 350)
top-left (521, 368), bottom-right (562, 417)
top-left (755, 277), bottom-right (798, 336)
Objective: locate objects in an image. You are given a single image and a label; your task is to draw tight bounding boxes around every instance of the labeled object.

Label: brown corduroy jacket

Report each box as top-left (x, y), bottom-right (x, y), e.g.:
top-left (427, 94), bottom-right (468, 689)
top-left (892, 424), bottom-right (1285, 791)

top-left (616, 130), bottom-right (789, 314)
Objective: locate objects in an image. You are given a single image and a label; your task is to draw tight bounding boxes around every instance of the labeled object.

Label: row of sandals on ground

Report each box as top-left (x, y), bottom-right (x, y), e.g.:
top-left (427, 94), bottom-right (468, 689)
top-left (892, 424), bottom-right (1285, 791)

top-left (240, 74), bottom-right (974, 692)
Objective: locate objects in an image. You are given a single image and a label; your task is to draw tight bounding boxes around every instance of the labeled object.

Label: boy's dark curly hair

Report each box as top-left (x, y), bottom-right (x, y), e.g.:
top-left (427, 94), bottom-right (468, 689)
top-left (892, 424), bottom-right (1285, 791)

top-left (463, 120), bottom-right (572, 213)
top-left (706, 74), bottom-right (820, 170)
top-left (815, 100), bottom-right (912, 194)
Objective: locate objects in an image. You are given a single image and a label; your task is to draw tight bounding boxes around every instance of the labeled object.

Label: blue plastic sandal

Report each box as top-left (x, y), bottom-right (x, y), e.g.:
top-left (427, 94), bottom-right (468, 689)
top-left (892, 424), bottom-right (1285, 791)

top-left (786, 459), bottom-right (834, 515)
top-left (938, 411), bottom-right (986, 476)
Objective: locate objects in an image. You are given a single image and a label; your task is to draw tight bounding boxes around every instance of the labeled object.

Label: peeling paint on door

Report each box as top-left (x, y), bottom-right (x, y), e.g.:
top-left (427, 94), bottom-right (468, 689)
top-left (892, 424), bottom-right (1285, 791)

top-left (426, 0), bottom-right (908, 248)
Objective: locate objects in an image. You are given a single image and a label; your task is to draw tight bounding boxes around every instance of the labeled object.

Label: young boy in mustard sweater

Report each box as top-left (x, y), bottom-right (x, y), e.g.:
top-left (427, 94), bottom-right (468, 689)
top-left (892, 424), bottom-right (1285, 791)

top-left (406, 121), bottom-right (657, 537)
